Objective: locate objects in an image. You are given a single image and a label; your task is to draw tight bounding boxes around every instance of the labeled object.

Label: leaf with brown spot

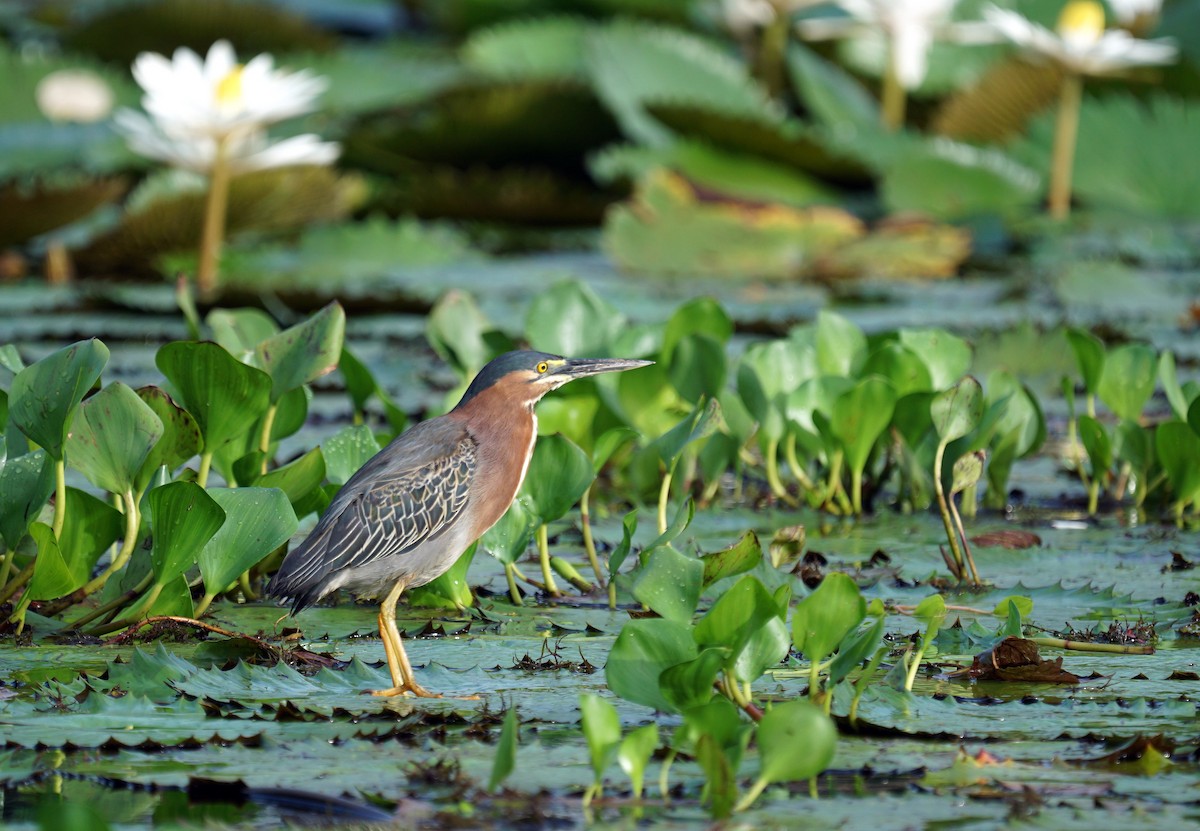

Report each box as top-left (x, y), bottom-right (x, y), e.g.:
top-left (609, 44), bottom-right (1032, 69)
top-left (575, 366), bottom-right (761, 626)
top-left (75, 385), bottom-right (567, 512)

top-left (971, 530), bottom-right (1042, 549)
top-left (965, 636), bottom-right (1081, 684)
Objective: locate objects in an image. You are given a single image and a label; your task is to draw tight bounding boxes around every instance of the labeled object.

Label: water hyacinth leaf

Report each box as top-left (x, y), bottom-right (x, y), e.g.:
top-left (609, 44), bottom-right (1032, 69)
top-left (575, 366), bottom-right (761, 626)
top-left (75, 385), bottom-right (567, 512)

top-left (914, 594), bottom-right (948, 637)
top-left (9, 339), bottom-right (108, 460)
top-left (487, 707), bottom-right (519, 793)
top-left (1156, 421), bottom-right (1200, 509)
top-left (427, 290), bottom-right (500, 380)
top-left (815, 311), bottom-right (867, 377)
top-left (660, 647), bottom-right (724, 712)
top-left (65, 382), bottom-right (163, 496)
top-left (632, 545), bottom-right (703, 623)
top-left (897, 329), bottom-right (972, 391)
top-left (828, 613), bottom-right (885, 687)
top-left (254, 447), bottom-right (326, 506)
top-left (1190, 398), bottom-right (1200, 439)
top-left (1158, 351), bottom-right (1189, 423)
top-left (606, 508), bottom-right (638, 577)
top-left (156, 341), bottom-right (271, 452)
top-left (147, 482), bottom-right (225, 585)
top-left (1066, 328), bottom-right (1105, 397)
top-left (0, 447), bottom-right (53, 549)
top-left (700, 531), bottom-right (762, 588)
top-left (950, 451), bottom-right (984, 495)
top-left (1097, 344), bottom-right (1157, 423)
top-left (322, 424), bottom-right (380, 486)
top-left (134, 386), bottom-right (201, 494)
top-left (733, 614), bottom-right (791, 684)
top-left (579, 694), bottom-right (621, 782)
top-left (668, 334), bottom-right (726, 404)
top-left (738, 339), bottom-right (818, 437)
top-left (755, 699), bottom-right (838, 784)
top-left (830, 377), bottom-right (896, 474)
top-left (992, 595), bottom-right (1033, 619)
top-left (591, 426), bottom-right (637, 474)
top-left (694, 734), bottom-right (737, 820)
top-left (338, 347), bottom-right (406, 432)
top-left (617, 723), bottom-right (659, 800)
top-left (791, 573), bottom-right (866, 662)
top-left (482, 499), bottom-right (536, 566)
top-left (694, 574), bottom-right (781, 659)
top-left (525, 280), bottom-right (623, 359)
top-left (605, 618), bottom-right (698, 713)
top-left (0, 344), bottom-right (25, 374)
top-left (24, 489), bottom-right (122, 601)
top-left (1078, 416), bottom-right (1112, 475)
top-left (520, 433), bottom-right (594, 523)
top-left (862, 342), bottom-right (932, 397)
top-left (197, 488), bottom-right (298, 596)
top-left (931, 377), bottom-right (984, 444)
top-left (653, 398), bottom-right (720, 469)
top-left (662, 297), bottom-right (733, 364)
top-left (207, 308), bottom-right (279, 358)
top-left (252, 302), bottom-right (346, 404)
top-left (986, 372), bottom-right (1045, 457)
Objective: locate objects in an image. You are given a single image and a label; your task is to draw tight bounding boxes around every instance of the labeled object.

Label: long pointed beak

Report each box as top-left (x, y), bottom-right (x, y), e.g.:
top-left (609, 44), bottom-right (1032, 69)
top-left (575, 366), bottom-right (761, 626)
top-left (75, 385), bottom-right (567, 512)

top-left (553, 357), bottom-right (654, 380)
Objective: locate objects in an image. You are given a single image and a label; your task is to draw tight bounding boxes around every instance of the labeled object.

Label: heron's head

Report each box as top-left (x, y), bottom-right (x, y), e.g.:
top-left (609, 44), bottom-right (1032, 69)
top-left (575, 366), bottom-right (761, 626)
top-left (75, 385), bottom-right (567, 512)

top-left (455, 350), bottom-right (653, 410)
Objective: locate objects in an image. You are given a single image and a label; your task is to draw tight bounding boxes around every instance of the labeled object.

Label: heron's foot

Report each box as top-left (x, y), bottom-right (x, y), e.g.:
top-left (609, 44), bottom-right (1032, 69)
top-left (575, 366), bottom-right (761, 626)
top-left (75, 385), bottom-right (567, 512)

top-left (369, 682), bottom-right (441, 698)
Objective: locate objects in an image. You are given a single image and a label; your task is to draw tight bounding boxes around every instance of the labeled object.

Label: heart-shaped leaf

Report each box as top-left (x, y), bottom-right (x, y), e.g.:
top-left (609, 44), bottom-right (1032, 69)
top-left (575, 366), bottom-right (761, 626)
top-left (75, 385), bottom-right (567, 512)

top-left (252, 302), bottom-right (346, 403)
top-left (156, 341), bottom-right (271, 453)
top-left (605, 618), bottom-right (697, 713)
top-left (791, 572), bottom-right (866, 663)
top-left (931, 376), bottom-right (984, 444)
top-left (520, 433), bottom-right (594, 523)
top-left (197, 488), bottom-right (297, 597)
top-left (66, 382), bottom-right (164, 495)
top-left (9, 339), bottom-right (108, 460)
top-left (632, 544), bottom-right (703, 623)
top-left (147, 482), bottom-right (226, 585)
top-left (756, 698), bottom-right (838, 784)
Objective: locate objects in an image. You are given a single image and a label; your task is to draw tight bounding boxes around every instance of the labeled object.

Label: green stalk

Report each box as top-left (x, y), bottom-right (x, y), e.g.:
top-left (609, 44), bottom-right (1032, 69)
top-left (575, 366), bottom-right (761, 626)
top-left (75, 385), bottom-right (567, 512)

top-left (808, 657), bottom-right (821, 701)
top-left (734, 777), bottom-right (770, 814)
top-left (0, 561), bottom-right (34, 606)
top-left (657, 470), bottom-right (672, 535)
top-left (504, 563), bottom-right (523, 606)
top-left (1029, 636), bottom-right (1153, 655)
top-left (932, 442), bottom-right (965, 579)
top-left (764, 439), bottom-right (796, 505)
top-left (79, 490), bottom-right (139, 597)
top-left (536, 524), bottom-right (561, 596)
top-left (947, 494), bottom-right (981, 587)
top-left (52, 458), bottom-right (67, 539)
top-left (880, 39), bottom-right (906, 131)
top-left (196, 135), bottom-right (232, 297)
top-left (783, 434), bottom-right (816, 493)
top-left (1048, 72), bottom-right (1083, 220)
top-left (0, 549), bottom-right (12, 597)
top-left (850, 466), bottom-right (864, 516)
top-left (258, 402), bottom-right (278, 476)
top-left (68, 572), bottom-right (154, 630)
top-left (579, 485), bottom-right (605, 587)
top-left (197, 450), bottom-right (213, 488)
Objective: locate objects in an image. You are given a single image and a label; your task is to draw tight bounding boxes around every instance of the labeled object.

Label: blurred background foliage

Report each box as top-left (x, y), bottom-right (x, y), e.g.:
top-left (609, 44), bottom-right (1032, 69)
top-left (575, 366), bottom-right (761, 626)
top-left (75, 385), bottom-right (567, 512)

top-left (0, 0), bottom-right (1198, 291)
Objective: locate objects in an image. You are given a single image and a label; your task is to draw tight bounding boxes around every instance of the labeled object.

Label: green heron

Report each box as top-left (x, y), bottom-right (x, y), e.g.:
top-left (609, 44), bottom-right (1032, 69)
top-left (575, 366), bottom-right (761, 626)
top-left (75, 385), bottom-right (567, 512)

top-left (268, 350), bottom-right (651, 697)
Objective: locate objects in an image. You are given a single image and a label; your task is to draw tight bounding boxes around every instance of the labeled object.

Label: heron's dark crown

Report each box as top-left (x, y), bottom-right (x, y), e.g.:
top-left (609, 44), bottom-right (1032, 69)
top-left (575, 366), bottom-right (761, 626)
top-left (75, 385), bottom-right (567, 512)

top-left (454, 350), bottom-right (563, 409)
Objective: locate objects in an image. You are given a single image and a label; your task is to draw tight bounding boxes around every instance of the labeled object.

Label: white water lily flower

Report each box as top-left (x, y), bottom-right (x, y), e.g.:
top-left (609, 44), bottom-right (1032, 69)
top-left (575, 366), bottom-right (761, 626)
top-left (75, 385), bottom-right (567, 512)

top-left (35, 69), bottom-right (114, 123)
top-left (115, 109), bottom-right (338, 173)
top-left (983, 3), bottom-right (1176, 76)
top-left (797, 0), bottom-right (995, 89)
top-left (130, 40), bottom-right (327, 138)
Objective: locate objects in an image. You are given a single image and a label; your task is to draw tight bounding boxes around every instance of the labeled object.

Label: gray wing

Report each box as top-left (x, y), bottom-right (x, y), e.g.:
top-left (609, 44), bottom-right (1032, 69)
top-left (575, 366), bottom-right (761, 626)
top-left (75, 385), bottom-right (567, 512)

top-left (269, 420), bottom-right (477, 607)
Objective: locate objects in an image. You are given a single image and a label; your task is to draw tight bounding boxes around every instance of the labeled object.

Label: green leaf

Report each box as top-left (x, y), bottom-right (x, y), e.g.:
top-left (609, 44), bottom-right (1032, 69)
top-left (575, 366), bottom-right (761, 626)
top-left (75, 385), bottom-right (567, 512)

top-left (786, 42), bottom-right (879, 129)
top-left (815, 310), bottom-right (867, 377)
top-left (660, 647), bottom-right (724, 712)
top-left (251, 302), bottom-right (346, 404)
top-left (254, 447), bottom-right (326, 507)
top-left (24, 489), bottom-right (122, 601)
top-left (862, 342), bottom-right (933, 397)
top-left (695, 574), bottom-right (781, 660)
top-left (668, 334), bottom-right (727, 404)
top-left (9, 339), bottom-right (108, 460)
top-left (931, 377), bottom-right (984, 444)
top-left (1157, 420), bottom-right (1200, 509)
top-left (914, 594), bottom-right (948, 647)
top-left (156, 342), bottom-right (271, 453)
top-left (464, 16), bottom-right (591, 81)
top-left (829, 376), bottom-right (896, 475)
top-left (579, 694), bottom-right (621, 782)
top-left (322, 424), bottom-right (381, 486)
top-left (950, 451), bottom-right (984, 495)
top-left (197, 488), bottom-right (297, 596)
top-left (755, 699), bottom-right (838, 784)
top-left (146, 482), bottom-right (226, 586)
top-left (1078, 415), bottom-right (1112, 476)
top-left (487, 707), bottom-right (519, 793)
top-left (427, 290), bottom-right (500, 381)
top-left (591, 427), bottom-right (638, 474)
top-left (605, 618), bottom-right (698, 713)
top-left (207, 308), bottom-right (279, 357)
top-left (606, 509), bottom-right (639, 577)
top-left (1097, 344), bottom-right (1157, 423)
top-left (617, 723), bottom-right (659, 800)
top-left (482, 499), bottom-right (537, 566)
top-left (1158, 351), bottom-right (1190, 423)
top-left (134, 386), bottom-right (202, 495)
top-left (520, 433), bottom-right (594, 523)
top-left (408, 541), bottom-right (476, 610)
top-left (897, 329), bottom-right (973, 391)
top-left (525, 280), bottom-right (624, 359)
top-left (700, 531), bottom-right (762, 588)
top-left (791, 573), bottom-right (867, 663)
top-left (65, 382), bottom-right (163, 495)
top-left (694, 733), bottom-right (737, 819)
top-left (632, 544), bottom-right (703, 623)
top-left (652, 398), bottom-right (721, 469)
top-left (992, 595), bottom-right (1034, 619)
top-left (1066, 328), bottom-right (1105, 396)
top-left (0, 446), bottom-right (54, 550)
top-left (338, 347), bottom-right (406, 432)
top-left (828, 613), bottom-right (885, 687)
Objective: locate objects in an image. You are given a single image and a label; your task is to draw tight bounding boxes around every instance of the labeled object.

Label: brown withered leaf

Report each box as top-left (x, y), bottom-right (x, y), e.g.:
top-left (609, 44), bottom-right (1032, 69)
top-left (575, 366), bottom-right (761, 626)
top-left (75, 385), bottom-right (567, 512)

top-left (966, 636), bottom-right (1081, 684)
top-left (970, 530), bottom-right (1042, 549)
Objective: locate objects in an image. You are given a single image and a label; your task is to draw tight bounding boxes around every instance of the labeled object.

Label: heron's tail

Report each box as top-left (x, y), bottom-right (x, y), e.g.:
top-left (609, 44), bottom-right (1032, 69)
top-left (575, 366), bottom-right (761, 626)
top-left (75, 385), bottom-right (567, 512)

top-left (266, 528), bottom-right (333, 614)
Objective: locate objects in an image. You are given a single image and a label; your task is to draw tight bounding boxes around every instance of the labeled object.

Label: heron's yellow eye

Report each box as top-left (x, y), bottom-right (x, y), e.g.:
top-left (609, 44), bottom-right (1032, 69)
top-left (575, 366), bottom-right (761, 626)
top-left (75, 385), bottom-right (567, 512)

top-left (536, 361), bottom-right (549, 374)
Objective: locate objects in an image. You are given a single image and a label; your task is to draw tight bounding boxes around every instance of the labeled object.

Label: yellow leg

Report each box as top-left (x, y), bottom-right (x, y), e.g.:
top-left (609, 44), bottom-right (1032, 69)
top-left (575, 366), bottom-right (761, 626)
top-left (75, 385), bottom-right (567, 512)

top-left (369, 580), bottom-right (439, 698)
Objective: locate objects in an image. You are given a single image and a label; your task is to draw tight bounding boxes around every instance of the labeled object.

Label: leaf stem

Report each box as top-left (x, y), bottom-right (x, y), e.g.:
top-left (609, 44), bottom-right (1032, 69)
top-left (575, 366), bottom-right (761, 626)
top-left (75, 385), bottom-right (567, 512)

top-left (579, 485), bottom-right (605, 588)
top-left (657, 470), bottom-right (672, 535)
top-left (504, 563), bottom-right (523, 606)
top-left (733, 777), bottom-right (769, 814)
top-left (1029, 636), bottom-right (1154, 654)
top-left (258, 403), bottom-right (278, 476)
top-left (536, 524), bottom-right (560, 596)
top-left (79, 490), bottom-right (140, 597)
top-left (880, 41), bottom-right (906, 131)
top-left (947, 493), bottom-right (981, 587)
top-left (932, 442), bottom-right (965, 579)
top-left (764, 439), bottom-right (796, 506)
top-left (52, 458), bottom-right (67, 539)
top-left (197, 451), bottom-right (213, 488)
top-left (1048, 71), bottom-right (1083, 220)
